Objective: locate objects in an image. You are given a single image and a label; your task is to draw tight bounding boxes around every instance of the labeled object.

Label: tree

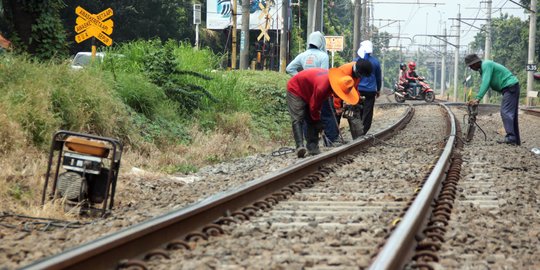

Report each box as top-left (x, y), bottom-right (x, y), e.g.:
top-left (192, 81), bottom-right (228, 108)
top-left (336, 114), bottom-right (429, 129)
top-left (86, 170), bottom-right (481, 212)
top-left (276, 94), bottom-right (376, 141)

top-left (519, 0), bottom-right (540, 63)
top-left (1, 0), bottom-right (68, 59)
top-left (470, 15), bottom-right (528, 73)
top-left (60, 1), bottom-right (228, 56)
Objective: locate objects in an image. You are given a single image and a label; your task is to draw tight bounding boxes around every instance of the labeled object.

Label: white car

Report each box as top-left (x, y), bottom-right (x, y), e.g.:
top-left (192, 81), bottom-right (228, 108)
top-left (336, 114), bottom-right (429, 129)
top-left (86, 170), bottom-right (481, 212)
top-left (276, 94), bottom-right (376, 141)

top-left (70, 52), bottom-right (105, 70)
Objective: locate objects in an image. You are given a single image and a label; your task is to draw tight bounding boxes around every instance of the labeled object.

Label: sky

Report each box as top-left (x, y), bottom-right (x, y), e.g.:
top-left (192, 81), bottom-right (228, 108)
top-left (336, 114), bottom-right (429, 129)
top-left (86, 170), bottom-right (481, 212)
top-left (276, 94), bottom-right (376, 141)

top-left (370, 0), bottom-right (530, 50)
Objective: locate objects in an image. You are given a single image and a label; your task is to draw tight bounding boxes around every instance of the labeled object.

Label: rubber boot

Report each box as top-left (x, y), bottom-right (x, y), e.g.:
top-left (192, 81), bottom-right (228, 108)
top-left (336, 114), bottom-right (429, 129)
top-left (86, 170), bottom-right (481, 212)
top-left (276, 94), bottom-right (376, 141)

top-left (292, 123), bottom-right (307, 158)
top-left (306, 124), bottom-right (321, 155)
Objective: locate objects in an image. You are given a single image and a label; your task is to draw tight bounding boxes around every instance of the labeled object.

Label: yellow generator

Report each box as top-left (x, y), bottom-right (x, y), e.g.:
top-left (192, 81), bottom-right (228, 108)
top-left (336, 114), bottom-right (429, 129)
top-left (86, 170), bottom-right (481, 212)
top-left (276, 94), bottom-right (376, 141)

top-left (41, 131), bottom-right (122, 216)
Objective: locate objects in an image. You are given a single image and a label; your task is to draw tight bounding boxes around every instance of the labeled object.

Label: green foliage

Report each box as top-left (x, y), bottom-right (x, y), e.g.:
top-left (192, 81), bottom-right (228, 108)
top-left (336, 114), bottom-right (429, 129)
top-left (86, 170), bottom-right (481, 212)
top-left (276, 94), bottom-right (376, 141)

top-left (0, 54), bottom-right (136, 148)
top-left (379, 49), bottom-right (403, 89)
top-left (205, 154), bottom-right (221, 164)
top-left (60, 0), bottom-right (205, 54)
top-left (8, 182), bottom-right (31, 201)
top-left (324, 0), bottom-right (354, 59)
top-left (472, 15), bottom-right (528, 73)
top-left (469, 14), bottom-right (538, 102)
top-left (289, 26), bottom-right (305, 58)
top-left (108, 39), bottom-right (219, 115)
top-left (233, 70), bottom-right (290, 140)
top-left (101, 40), bottom-right (290, 144)
top-left (0, 39), bottom-right (292, 161)
top-left (131, 113), bottom-right (189, 145)
top-left (194, 69), bottom-right (290, 141)
top-left (2, 0), bottom-right (68, 59)
top-left (113, 73), bottom-right (167, 119)
top-left (164, 163), bottom-right (198, 174)
top-left (30, 3), bottom-right (69, 59)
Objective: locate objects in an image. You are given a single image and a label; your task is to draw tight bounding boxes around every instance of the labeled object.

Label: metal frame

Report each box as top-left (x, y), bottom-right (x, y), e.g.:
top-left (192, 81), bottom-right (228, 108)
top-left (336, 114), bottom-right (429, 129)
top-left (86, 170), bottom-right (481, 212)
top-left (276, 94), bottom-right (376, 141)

top-left (41, 130), bottom-right (123, 216)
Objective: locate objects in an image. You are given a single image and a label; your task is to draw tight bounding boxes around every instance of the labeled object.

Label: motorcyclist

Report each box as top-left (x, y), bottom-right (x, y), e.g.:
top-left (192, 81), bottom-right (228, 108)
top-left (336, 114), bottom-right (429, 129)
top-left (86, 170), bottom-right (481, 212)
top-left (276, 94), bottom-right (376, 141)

top-left (405, 61), bottom-right (420, 96)
top-left (398, 63), bottom-right (409, 94)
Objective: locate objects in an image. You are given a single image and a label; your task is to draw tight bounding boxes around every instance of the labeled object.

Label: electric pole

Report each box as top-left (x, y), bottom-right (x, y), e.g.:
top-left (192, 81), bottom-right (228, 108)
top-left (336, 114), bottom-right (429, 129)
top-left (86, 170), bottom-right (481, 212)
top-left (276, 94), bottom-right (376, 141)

top-left (280, 0), bottom-right (290, 73)
top-left (353, 0), bottom-right (362, 59)
top-left (239, 0), bottom-right (250, 69)
top-left (307, 0), bottom-right (323, 36)
top-left (362, 0), bottom-right (368, 40)
top-left (441, 27), bottom-right (447, 97)
top-left (483, 0), bottom-right (492, 103)
top-left (231, 0), bottom-right (237, 69)
top-left (453, 8), bottom-right (460, 102)
top-left (526, 0), bottom-right (538, 106)
top-left (398, 23), bottom-right (402, 63)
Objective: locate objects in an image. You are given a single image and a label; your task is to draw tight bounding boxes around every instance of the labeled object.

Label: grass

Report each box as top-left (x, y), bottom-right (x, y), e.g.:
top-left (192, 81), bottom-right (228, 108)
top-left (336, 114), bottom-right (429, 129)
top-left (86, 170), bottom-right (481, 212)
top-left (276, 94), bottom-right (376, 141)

top-left (0, 41), bottom-right (292, 218)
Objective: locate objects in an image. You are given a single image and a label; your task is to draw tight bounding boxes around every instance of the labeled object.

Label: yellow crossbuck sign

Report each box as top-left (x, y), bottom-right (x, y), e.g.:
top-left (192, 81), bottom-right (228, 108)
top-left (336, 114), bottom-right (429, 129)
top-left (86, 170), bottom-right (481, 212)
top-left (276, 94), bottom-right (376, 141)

top-left (257, 2), bottom-right (271, 41)
top-left (75, 6), bottom-right (114, 46)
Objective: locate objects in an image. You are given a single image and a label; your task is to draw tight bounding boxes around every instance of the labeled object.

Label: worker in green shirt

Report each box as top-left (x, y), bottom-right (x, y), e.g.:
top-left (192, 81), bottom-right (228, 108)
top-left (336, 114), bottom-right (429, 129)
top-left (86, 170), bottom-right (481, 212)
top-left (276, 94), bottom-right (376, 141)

top-left (465, 54), bottom-right (520, 145)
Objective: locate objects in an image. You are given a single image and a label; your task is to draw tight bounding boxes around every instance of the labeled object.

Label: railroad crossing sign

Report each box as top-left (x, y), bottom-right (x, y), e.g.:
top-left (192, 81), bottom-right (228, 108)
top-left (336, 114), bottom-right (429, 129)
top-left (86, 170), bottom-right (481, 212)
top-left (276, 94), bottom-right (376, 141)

top-left (75, 6), bottom-right (114, 46)
top-left (257, 2), bottom-right (272, 41)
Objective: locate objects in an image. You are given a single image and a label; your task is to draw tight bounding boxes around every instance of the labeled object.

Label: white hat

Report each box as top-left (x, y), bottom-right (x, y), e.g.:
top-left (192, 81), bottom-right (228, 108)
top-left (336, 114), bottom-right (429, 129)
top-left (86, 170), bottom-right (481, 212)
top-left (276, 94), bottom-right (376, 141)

top-left (357, 40), bottom-right (373, 59)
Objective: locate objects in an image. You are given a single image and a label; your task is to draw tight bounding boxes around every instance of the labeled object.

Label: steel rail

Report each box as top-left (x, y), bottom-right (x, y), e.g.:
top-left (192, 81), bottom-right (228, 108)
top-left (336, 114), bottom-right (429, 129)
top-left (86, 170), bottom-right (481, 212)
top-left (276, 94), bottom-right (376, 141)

top-left (521, 107), bottom-right (540, 117)
top-left (23, 104), bottom-right (413, 270)
top-left (445, 102), bottom-right (540, 117)
top-left (369, 103), bottom-right (457, 270)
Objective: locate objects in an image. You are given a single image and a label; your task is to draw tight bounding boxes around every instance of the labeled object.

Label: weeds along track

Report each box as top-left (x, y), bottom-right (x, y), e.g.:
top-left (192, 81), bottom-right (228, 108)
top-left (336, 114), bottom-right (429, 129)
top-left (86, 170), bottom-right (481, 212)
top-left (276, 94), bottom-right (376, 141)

top-left (20, 103), bottom-right (461, 270)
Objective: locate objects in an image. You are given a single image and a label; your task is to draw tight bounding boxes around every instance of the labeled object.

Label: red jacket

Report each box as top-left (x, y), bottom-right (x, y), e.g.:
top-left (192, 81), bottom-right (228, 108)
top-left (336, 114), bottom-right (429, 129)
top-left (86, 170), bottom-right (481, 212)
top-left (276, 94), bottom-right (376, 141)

top-left (405, 70), bottom-right (418, 82)
top-left (287, 68), bottom-right (332, 121)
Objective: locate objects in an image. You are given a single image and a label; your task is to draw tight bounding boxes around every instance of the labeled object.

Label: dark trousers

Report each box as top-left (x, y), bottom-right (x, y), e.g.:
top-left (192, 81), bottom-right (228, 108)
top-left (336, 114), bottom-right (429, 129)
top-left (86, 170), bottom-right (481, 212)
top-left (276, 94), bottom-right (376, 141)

top-left (408, 82), bottom-right (418, 96)
top-left (500, 83), bottom-right (520, 145)
top-left (320, 97), bottom-right (339, 144)
top-left (359, 91), bottom-right (377, 134)
top-left (286, 92), bottom-right (320, 151)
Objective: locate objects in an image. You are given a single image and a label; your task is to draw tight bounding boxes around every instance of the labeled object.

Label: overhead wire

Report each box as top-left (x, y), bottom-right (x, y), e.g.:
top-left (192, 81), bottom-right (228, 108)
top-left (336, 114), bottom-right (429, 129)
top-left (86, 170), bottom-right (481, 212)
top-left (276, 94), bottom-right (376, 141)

top-left (494, 0), bottom-right (510, 15)
top-left (461, 1), bottom-right (483, 39)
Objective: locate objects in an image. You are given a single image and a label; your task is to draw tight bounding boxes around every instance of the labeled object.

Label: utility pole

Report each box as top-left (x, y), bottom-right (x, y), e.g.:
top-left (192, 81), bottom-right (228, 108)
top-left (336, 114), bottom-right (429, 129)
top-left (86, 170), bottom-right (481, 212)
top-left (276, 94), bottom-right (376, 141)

top-left (441, 27), bottom-right (447, 97)
top-left (526, 0), bottom-right (538, 106)
top-left (353, 0), bottom-right (362, 59)
top-left (231, 0), bottom-right (238, 69)
top-left (239, 0), bottom-right (250, 69)
top-left (307, 0), bottom-right (323, 36)
top-left (362, 0), bottom-right (368, 40)
top-left (453, 8), bottom-right (460, 102)
top-left (398, 23), bottom-right (402, 63)
top-left (433, 57), bottom-right (438, 91)
top-left (483, 0), bottom-right (492, 103)
top-left (280, 0), bottom-right (290, 73)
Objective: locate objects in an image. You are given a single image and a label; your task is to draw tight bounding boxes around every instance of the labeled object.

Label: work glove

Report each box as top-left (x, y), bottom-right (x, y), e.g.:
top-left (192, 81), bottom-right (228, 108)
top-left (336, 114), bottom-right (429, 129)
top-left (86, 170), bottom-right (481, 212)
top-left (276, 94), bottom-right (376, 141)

top-left (467, 99), bottom-right (480, 106)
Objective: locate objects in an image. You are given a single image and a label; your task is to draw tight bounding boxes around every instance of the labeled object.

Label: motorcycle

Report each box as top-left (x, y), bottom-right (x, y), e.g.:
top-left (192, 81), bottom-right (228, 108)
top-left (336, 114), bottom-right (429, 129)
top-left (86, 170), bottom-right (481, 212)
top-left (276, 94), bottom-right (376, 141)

top-left (393, 77), bottom-right (435, 103)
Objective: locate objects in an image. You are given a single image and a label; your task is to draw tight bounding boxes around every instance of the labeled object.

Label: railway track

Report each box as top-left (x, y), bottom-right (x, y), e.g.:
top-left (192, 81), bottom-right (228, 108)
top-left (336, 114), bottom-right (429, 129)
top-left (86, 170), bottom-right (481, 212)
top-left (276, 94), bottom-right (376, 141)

top-left (428, 104), bottom-right (540, 269)
top-left (22, 103), bottom-right (463, 270)
top-left (521, 106), bottom-right (540, 117)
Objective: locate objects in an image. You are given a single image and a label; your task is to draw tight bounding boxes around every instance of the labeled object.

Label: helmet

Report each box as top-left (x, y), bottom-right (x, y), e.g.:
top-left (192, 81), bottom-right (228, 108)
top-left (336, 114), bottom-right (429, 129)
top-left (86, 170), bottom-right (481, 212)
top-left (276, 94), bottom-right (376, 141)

top-left (408, 61), bottom-right (416, 70)
top-left (399, 63), bottom-right (406, 69)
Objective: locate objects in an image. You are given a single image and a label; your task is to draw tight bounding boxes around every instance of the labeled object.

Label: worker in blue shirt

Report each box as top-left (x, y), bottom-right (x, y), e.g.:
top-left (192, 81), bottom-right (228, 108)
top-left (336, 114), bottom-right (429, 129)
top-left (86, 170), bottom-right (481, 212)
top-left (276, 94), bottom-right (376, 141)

top-left (350, 40), bottom-right (382, 138)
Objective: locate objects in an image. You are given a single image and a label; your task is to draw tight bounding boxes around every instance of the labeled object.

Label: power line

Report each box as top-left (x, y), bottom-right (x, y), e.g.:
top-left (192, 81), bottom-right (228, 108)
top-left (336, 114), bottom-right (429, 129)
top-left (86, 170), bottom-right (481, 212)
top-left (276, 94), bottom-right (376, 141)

top-left (462, 2), bottom-right (483, 37)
